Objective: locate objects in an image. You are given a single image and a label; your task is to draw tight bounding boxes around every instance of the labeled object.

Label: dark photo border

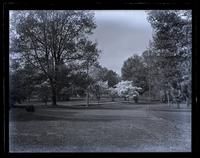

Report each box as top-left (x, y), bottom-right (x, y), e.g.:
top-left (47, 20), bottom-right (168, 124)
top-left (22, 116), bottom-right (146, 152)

top-left (1, 0), bottom-right (199, 157)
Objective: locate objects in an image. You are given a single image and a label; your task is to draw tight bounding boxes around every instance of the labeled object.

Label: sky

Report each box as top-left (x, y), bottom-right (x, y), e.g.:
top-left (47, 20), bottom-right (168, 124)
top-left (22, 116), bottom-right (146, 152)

top-left (9, 10), bottom-right (153, 76)
top-left (91, 10), bottom-right (153, 75)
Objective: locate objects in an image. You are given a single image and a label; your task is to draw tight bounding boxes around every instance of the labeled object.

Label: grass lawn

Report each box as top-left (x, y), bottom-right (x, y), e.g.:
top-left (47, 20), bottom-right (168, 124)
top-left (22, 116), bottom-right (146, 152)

top-left (9, 102), bottom-right (191, 152)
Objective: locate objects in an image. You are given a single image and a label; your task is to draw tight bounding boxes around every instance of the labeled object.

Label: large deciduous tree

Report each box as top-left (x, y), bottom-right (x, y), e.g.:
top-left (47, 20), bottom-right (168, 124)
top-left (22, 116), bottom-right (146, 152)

top-left (147, 10), bottom-right (192, 106)
top-left (121, 55), bottom-right (148, 94)
top-left (142, 49), bottom-right (165, 101)
top-left (10, 10), bottom-right (98, 106)
top-left (103, 70), bottom-right (120, 87)
top-left (90, 81), bottom-right (108, 104)
top-left (88, 64), bottom-right (120, 104)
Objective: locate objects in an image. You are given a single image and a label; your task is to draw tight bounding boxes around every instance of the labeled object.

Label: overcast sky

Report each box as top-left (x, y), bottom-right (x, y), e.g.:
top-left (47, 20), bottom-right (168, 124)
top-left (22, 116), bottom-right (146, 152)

top-left (91, 10), bottom-right (153, 75)
top-left (10, 10), bottom-right (153, 76)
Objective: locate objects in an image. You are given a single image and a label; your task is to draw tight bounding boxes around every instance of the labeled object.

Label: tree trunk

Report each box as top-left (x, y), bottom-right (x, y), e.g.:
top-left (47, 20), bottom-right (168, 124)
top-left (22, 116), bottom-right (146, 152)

top-left (177, 102), bottom-right (180, 108)
top-left (167, 90), bottom-right (170, 107)
top-left (186, 97), bottom-right (190, 107)
top-left (148, 85), bottom-right (151, 101)
top-left (86, 64), bottom-right (89, 107)
top-left (97, 96), bottom-right (100, 104)
top-left (51, 86), bottom-right (57, 106)
top-left (86, 89), bottom-right (89, 107)
top-left (148, 66), bottom-right (151, 102)
top-left (51, 61), bottom-right (58, 106)
top-left (111, 97), bottom-right (115, 102)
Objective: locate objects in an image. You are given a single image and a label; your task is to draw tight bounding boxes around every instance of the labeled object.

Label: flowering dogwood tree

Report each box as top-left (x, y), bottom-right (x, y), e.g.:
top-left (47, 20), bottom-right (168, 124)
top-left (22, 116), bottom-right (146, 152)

top-left (111, 80), bottom-right (142, 102)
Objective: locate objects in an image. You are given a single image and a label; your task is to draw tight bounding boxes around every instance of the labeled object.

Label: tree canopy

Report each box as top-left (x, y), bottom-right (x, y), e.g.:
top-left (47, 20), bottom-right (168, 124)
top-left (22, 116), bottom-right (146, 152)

top-left (121, 55), bottom-right (148, 94)
top-left (10, 10), bottom-right (99, 106)
top-left (146, 10), bottom-right (192, 105)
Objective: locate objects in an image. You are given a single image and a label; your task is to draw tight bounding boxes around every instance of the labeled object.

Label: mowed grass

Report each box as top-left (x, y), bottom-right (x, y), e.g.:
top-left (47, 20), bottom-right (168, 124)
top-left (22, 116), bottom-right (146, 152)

top-left (9, 102), bottom-right (191, 152)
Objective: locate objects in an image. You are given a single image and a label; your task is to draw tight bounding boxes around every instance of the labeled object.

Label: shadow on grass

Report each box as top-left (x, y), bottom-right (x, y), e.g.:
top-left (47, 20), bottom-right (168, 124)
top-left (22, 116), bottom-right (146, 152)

top-left (150, 108), bottom-right (191, 112)
top-left (42, 102), bottom-right (154, 110)
top-left (9, 109), bottom-right (76, 122)
top-left (9, 108), bottom-right (149, 122)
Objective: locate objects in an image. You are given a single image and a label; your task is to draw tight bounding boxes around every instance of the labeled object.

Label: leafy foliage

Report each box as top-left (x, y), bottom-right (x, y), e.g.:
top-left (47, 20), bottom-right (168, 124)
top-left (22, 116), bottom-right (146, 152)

top-left (146, 10), bottom-right (192, 105)
top-left (110, 80), bottom-right (142, 102)
top-left (90, 81), bottom-right (109, 103)
top-left (10, 10), bottom-right (99, 106)
top-left (10, 60), bottom-right (38, 105)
